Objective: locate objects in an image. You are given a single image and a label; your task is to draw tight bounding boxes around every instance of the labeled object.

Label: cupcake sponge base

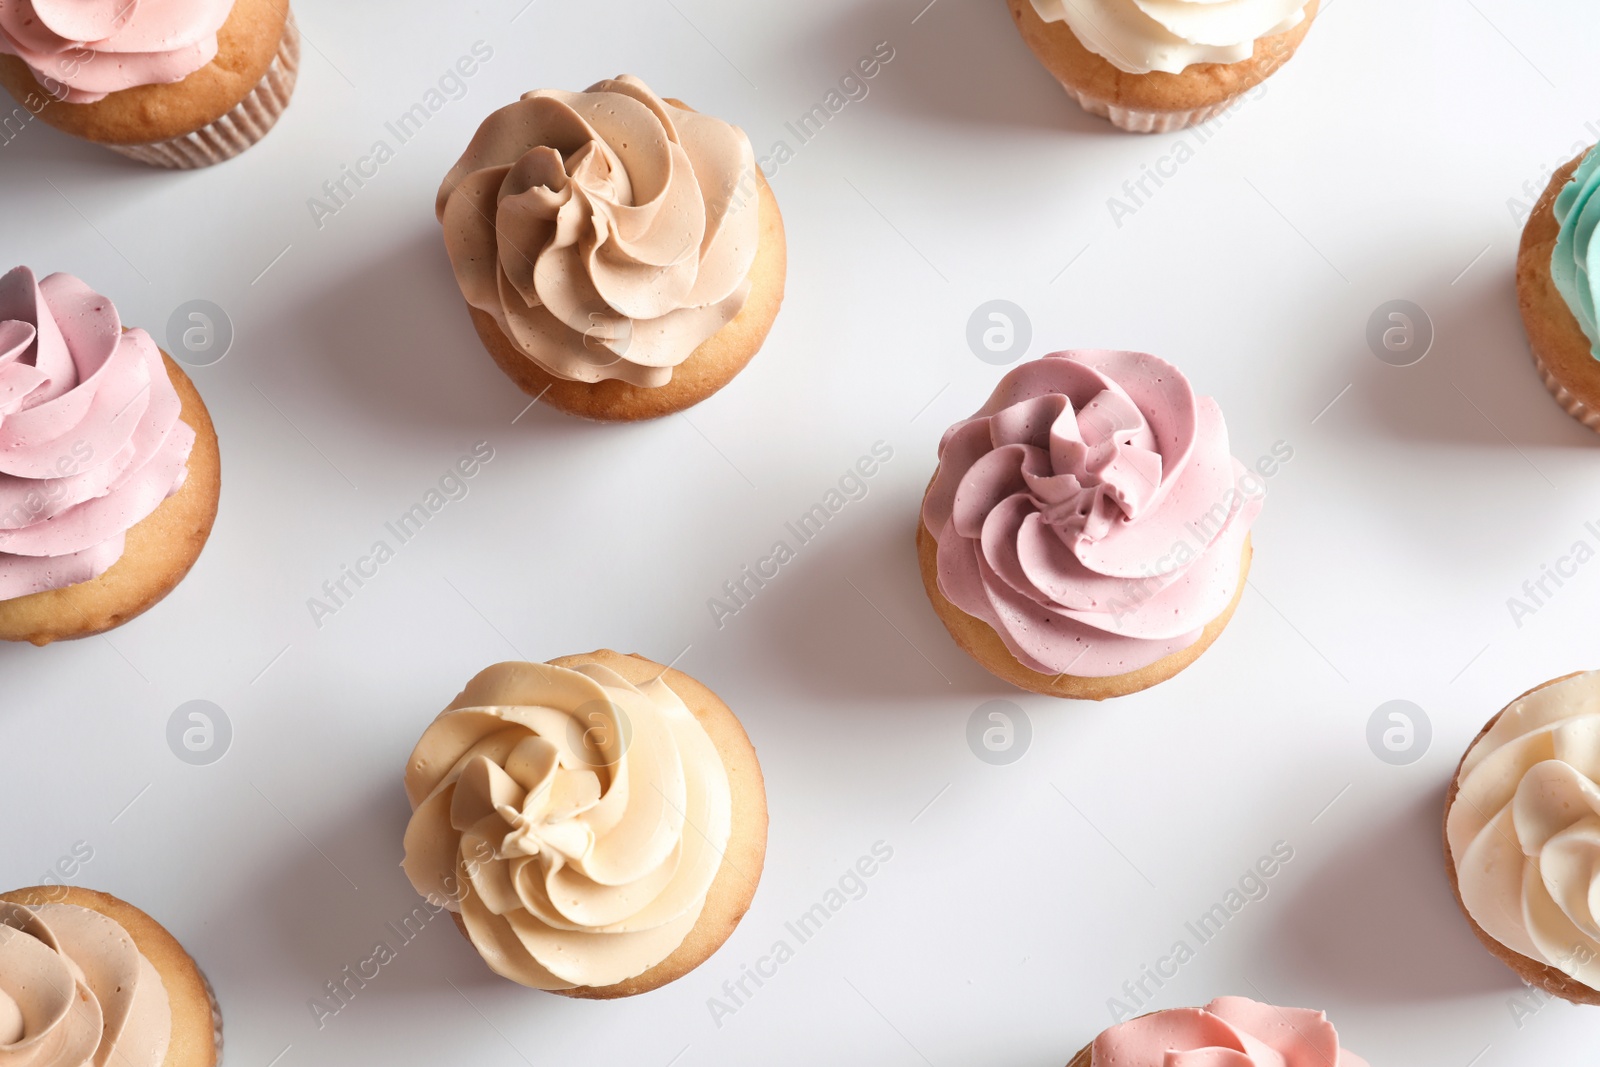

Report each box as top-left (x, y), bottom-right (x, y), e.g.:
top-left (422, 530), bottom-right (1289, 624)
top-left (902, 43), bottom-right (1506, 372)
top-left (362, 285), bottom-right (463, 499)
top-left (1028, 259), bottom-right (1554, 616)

top-left (917, 520), bottom-right (1251, 701)
top-left (108, 15), bottom-right (300, 170)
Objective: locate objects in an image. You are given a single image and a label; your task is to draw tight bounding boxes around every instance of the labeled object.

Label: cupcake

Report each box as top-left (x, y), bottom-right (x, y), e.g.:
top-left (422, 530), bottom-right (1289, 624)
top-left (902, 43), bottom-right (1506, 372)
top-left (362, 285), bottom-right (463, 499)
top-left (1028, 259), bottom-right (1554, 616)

top-left (1008, 0), bottom-right (1319, 133)
top-left (918, 350), bottom-right (1261, 700)
top-left (1516, 145), bottom-right (1600, 432)
top-left (437, 75), bottom-right (786, 422)
top-left (0, 885), bottom-right (223, 1065)
top-left (0, 267), bottom-right (221, 646)
top-left (1068, 997), bottom-right (1367, 1066)
top-left (401, 650), bottom-right (767, 998)
top-left (0, 0), bottom-right (298, 168)
top-left (1445, 670), bottom-right (1600, 1004)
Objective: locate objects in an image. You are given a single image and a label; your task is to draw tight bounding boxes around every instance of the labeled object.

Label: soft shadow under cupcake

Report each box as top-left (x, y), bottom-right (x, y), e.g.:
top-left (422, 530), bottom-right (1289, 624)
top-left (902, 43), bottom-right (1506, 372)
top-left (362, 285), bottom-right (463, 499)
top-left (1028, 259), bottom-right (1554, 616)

top-left (1355, 267), bottom-right (1598, 450)
top-left (729, 488), bottom-right (1000, 705)
top-left (298, 227), bottom-right (574, 436)
top-left (797, 0), bottom-right (1109, 135)
top-left (1272, 786), bottom-right (1520, 1002)
top-left (189, 780), bottom-right (462, 996)
top-left (0, 117), bottom-right (153, 175)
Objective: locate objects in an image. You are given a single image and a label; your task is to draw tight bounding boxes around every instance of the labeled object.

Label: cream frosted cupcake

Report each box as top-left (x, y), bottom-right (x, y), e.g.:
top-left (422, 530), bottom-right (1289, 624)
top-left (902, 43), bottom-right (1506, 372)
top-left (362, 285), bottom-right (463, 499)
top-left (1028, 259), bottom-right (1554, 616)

top-left (1445, 670), bottom-right (1600, 1004)
top-left (1008, 0), bottom-right (1319, 133)
top-left (0, 886), bottom-right (223, 1066)
top-left (1067, 997), bottom-right (1367, 1066)
top-left (402, 650), bottom-right (767, 998)
top-left (918, 350), bottom-right (1261, 700)
top-left (0, 0), bottom-right (299, 168)
top-left (437, 75), bottom-right (787, 422)
top-left (0, 266), bottom-right (221, 646)
top-left (1517, 145), bottom-right (1600, 432)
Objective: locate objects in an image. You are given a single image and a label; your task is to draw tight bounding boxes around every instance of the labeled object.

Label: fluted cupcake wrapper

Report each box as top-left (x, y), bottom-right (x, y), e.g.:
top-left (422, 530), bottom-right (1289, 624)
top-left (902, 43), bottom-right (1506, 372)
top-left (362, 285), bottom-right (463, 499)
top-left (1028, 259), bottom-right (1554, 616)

top-left (200, 967), bottom-right (225, 1064)
top-left (1532, 346), bottom-right (1600, 433)
top-left (1058, 82), bottom-right (1239, 133)
top-left (107, 15), bottom-right (300, 169)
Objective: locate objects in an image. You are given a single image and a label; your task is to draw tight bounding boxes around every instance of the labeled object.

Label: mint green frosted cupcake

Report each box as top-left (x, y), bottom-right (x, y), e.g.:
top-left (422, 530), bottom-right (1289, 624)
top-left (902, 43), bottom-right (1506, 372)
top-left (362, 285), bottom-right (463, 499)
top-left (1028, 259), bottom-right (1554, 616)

top-left (1517, 144), bottom-right (1600, 431)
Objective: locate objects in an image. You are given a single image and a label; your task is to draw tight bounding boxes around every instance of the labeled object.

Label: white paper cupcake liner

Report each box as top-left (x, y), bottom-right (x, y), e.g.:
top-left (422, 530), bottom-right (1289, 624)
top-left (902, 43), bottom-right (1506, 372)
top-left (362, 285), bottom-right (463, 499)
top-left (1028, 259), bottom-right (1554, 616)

top-left (1532, 348), bottom-right (1600, 433)
top-left (1059, 82), bottom-right (1237, 133)
top-left (106, 14), bottom-right (300, 169)
top-left (198, 967), bottom-right (225, 1063)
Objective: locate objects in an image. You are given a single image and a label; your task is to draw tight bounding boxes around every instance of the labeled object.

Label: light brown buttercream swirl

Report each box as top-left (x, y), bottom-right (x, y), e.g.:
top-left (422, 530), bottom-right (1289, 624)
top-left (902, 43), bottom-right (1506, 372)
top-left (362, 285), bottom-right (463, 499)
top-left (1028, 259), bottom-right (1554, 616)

top-left (436, 75), bottom-right (760, 388)
top-left (0, 902), bottom-right (171, 1067)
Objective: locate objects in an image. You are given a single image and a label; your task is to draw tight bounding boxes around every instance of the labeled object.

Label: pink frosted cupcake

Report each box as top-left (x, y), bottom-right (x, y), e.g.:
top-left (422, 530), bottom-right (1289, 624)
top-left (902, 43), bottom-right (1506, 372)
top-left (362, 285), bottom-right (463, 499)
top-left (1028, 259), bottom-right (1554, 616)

top-left (1068, 997), bottom-right (1367, 1066)
top-left (0, 0), bottom-right (298, 168)
top-left (917, 350), bottom-right (1263, 700)
top-left (0, 266), bottom-right (222, 645)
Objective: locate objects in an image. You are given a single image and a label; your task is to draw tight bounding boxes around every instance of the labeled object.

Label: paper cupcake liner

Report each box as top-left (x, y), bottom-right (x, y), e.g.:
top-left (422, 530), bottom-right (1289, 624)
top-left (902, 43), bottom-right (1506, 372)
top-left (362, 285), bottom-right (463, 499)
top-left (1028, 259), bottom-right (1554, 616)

top-left (1059, 82), bottom-right (1237, 133)
top-left (1532, 346), bottom-right (1600, 433)
top-left (106, 14), bottom-right (300, 169)
top-left (199, 967), bottom-right (225, 1064)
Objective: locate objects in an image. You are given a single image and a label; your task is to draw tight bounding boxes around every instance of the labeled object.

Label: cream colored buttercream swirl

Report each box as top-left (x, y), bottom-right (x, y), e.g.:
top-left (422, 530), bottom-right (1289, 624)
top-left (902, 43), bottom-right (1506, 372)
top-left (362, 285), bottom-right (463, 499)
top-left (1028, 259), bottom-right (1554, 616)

top-left (0, 902), bottom-right (171, 1067)
top-left (402, 661), bottom-right (733, 990)
top-left (1449, 671), bottom-right (1600, 991)
top-left (1029, 0), bottom-right (1307, 75)
top-left (436, 75), bottom-right (759, 388)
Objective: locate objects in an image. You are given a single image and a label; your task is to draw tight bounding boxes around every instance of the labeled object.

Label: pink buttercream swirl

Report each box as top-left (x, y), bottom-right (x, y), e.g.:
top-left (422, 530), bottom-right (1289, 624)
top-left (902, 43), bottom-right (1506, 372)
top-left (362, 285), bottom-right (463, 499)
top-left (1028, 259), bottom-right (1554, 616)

top-left (1093, 997), bottom-right (1368, 1066)
top-left (921, 350), bottom-right (1260, 678)
top-left (0, 0), bottom-right (234, 104)
top-left (0, 266), bottom-right (195, 600)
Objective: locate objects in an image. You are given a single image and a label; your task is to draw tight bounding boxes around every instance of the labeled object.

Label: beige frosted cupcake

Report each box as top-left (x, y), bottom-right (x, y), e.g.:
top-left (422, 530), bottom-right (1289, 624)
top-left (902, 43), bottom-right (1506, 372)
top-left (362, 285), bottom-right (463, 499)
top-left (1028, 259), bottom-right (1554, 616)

top-left (1009, 0), bottom-right (1319, 133)
top-left (0, 267), bottom-right (221, 646)
top-left (0, 885), bottom-right (223, 1065)
top-left (437, 75), bottom-right (787, 422)
top-left (1445, 670), bottom-right (1600, 1005)
top-left (0, 0), bottom-right (298, 168)
top-left (402, 650), bottom-right (767, 998)
top-left (1516, 145), bottom-right (1600, 432)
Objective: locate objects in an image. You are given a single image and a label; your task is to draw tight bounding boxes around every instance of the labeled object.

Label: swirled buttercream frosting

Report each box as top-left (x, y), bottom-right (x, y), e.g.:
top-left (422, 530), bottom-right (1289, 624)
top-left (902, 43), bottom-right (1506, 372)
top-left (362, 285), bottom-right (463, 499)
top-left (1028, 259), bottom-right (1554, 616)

top-left (1449, 671), bottom-right (1600, 991)
top-left (0, 901), bottom-right (172, 1067)
top-left (1091, 997), bottom-right (1367, 1066)
top-left (0, 268), bottom-right (196, 602)
top-left (436, 74), bottom-right (760, 388)
top-left (402, 660), bottom-right (733, 989)
top-left (0, 0), bottom-right (234, 104)
top-left (1028, 0), bottom-right (1307, 75)
top-left (1552, 146), bottom-right (1600, 358)
top-left (921, 350), bottom-right (1260, 678)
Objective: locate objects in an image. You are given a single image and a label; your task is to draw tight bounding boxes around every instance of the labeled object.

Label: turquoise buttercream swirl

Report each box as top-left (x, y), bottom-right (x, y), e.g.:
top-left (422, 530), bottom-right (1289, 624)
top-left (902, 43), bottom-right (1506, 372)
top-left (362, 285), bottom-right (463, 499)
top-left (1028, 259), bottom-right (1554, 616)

top-left (1552, 146), bottom-right (1600, 356)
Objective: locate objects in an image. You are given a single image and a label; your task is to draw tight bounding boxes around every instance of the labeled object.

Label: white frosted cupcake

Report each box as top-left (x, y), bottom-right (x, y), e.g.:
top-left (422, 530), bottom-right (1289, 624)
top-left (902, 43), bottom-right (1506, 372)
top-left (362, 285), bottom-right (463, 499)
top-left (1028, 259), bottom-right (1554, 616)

top-left (1008, 0), bottom-right (1320, 132)
top-left (1446, 670), bottom-right (1600, 1005)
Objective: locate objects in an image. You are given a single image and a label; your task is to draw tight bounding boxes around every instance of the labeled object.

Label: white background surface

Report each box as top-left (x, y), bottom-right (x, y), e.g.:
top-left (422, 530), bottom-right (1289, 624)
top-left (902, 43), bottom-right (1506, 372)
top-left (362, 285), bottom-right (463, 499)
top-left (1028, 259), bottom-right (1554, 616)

top-left (4, 0), bottom-right (1600, 1063)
